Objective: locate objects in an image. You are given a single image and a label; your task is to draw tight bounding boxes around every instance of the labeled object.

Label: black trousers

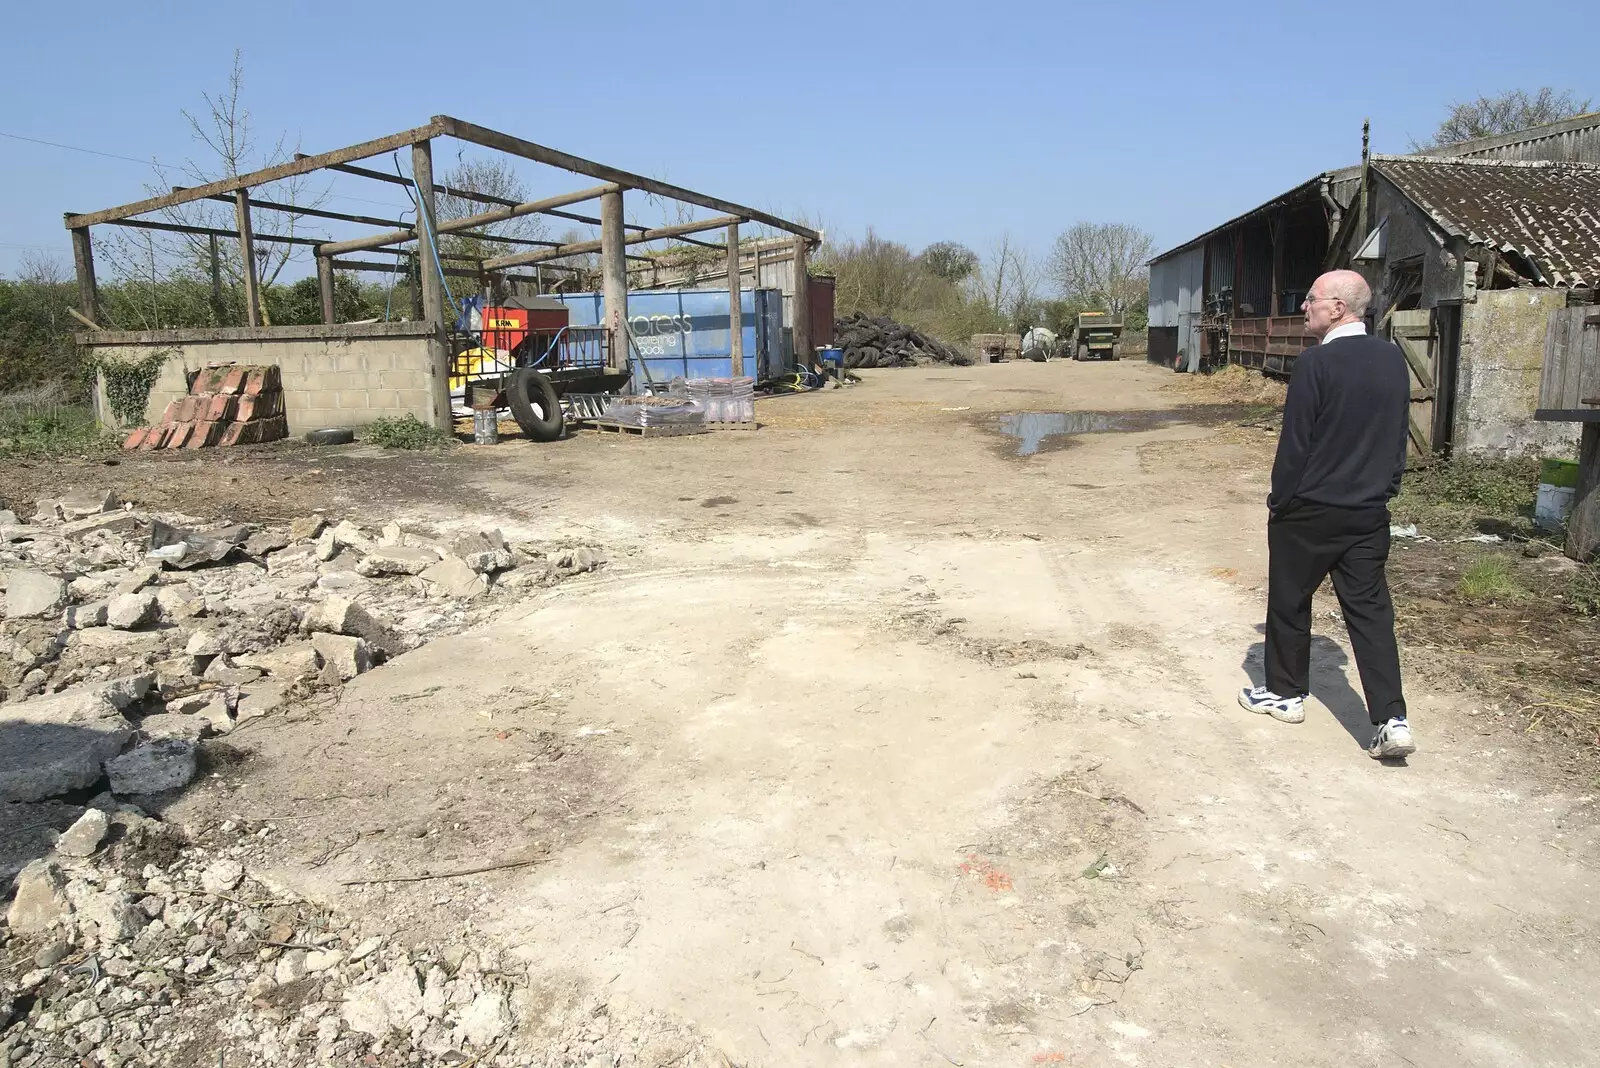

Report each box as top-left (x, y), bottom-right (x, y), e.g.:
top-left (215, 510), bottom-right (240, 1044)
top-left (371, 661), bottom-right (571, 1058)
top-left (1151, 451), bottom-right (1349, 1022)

top-left (1265, 501), bottom-right (1408, 725)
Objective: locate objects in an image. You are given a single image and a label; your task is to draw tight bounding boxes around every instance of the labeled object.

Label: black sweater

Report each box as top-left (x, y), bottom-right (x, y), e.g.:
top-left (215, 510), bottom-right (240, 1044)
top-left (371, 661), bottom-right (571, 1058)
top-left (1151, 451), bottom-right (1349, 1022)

top-left (1268, 332), bottom-right (1410, 513)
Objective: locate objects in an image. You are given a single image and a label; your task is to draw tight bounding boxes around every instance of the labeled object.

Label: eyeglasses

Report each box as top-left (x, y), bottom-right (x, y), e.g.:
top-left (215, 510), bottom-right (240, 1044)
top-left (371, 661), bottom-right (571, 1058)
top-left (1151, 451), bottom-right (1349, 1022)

top-left (1303, 295), bottom-right (1343, 305)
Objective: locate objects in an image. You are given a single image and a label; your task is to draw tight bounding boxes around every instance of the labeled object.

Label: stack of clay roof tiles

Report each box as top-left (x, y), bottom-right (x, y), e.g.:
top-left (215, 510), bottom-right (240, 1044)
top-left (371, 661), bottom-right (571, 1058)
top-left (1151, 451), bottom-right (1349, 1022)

top-left (122, 364), bottom-right (288, 451)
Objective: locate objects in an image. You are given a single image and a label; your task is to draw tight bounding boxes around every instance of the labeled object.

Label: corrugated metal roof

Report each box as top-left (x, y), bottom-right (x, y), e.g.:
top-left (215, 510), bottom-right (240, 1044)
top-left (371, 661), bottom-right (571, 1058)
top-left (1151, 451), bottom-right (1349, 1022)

top-left (1147, 175), bottom-right (1329, 264)
top-left (1424, 110), bottom-right (1600, 163)
top-left (1371, 155), bottom-right (1600, 287)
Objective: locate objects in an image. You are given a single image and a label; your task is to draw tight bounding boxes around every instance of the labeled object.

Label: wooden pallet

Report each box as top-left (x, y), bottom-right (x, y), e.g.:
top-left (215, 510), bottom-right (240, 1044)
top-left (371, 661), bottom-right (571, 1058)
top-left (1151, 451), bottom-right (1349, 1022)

top-left (584, 418), bottom-right (709, 438)
top-left (705, 421), bottom-right (759, 432)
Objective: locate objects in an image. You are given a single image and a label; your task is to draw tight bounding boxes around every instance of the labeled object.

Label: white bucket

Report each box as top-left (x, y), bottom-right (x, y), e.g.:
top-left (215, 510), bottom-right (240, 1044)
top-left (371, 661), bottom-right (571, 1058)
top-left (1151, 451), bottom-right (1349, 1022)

top-left (1535, 484), bottom-right (1575, 531)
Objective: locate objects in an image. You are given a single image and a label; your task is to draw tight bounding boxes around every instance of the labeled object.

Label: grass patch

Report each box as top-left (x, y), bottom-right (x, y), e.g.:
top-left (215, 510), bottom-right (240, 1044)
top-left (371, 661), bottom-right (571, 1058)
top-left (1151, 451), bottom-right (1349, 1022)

top-left (0, 385), bottom-right (110, 458)
top-left (1393, 454), bottom-right (1543, 536)
top-left (361, 414), bottom-right (456, 450)
top-left (1455, 555), bottom-right (1525, 602)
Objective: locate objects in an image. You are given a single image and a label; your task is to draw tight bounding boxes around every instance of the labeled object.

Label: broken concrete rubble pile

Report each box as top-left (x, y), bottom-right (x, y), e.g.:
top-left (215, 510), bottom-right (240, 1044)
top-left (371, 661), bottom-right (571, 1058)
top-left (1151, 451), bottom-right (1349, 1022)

top-left (122, 363), bottom-right (288, 451)
top-left (0, 488), bottom-right (610, 809)
top-left (834, 311), bottom-right (974, 369)
top-left (2, 806), bottom-right (725, 1067)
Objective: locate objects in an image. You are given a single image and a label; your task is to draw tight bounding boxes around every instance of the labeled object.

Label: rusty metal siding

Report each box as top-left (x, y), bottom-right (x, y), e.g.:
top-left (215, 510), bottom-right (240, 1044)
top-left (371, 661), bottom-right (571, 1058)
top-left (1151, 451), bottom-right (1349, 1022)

top-left (808, 276), bottom-right (835, 348)
top-left (1236, 221), bottom-right (1274, 318)
top-left (1280, 210), bottom-right (1330, 311)
top-left (1206, 234), bottom-right (1232, 299)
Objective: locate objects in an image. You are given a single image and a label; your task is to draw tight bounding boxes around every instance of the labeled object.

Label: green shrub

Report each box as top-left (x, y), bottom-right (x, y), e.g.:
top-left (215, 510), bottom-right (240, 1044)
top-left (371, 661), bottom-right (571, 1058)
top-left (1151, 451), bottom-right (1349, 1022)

top-left (0, 386), bottom-right (109, 457)
top-left (1394, 454), bottom-right (1542, 533)
top-left (361, 414), bottom-right (456, 450)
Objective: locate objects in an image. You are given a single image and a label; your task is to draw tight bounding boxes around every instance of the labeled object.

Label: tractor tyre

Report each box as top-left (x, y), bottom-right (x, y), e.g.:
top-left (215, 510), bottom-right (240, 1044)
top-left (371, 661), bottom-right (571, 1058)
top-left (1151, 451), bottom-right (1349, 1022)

top-left (1075, 344), bottom-right (1089, 361)
top-left (305, 427), bottom-right (355, 446)
top-left (508, 367), bottom-right (565, 443)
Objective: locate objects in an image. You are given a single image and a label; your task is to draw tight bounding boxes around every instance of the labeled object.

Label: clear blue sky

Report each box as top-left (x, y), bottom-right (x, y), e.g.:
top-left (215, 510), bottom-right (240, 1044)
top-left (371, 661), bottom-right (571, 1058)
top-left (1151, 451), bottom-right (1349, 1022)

top-left (2, 0), bottom-right (1595, 280)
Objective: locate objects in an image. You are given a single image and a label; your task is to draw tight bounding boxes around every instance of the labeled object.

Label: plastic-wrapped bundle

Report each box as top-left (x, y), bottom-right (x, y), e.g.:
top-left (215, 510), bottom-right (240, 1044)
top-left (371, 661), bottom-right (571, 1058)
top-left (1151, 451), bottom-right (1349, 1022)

top-left (601, 396), bottom-right (706, 427)
top-left (681, 376), bottom-right (755, 423)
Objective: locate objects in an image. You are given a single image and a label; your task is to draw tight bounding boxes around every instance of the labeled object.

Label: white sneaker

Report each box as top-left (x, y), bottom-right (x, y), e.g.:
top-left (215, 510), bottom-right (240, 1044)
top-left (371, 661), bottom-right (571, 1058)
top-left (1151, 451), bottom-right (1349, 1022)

top-left (1368, 718), bottom-right (1416, 760)
top-left (1238, 685), bottom-right (1306, 724)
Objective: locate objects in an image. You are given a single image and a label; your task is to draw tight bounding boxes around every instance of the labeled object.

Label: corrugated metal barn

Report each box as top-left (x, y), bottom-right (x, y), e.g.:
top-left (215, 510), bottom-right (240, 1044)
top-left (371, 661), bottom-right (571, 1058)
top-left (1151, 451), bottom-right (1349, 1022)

top-left (1147, 176), bottom-right (1335, 374)
top-left (1145, 112), bottom-right (1600, 456)
top-left (1148, 112), bottom-right (1600, 374)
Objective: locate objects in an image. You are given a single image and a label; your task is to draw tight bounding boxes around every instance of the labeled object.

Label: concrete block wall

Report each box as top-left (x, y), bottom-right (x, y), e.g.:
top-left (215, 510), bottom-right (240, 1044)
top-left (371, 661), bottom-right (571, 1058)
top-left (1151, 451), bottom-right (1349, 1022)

top-left (80, 323), bottom-right (449, 437)
top-left (1456, 290), bottom-right (1580, 456)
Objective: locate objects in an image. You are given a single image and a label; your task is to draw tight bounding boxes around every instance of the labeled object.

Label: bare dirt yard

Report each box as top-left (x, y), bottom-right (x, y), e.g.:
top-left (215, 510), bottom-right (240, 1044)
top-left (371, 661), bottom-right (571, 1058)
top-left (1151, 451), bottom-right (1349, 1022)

top-left (6, 358), bottom-right (1599, 1067)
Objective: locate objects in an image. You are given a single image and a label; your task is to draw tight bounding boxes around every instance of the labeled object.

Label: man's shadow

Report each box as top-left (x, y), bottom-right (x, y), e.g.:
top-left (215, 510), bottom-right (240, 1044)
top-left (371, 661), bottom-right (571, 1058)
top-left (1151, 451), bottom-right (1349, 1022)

top-left (1241, 624), bottom-right (1372, 749)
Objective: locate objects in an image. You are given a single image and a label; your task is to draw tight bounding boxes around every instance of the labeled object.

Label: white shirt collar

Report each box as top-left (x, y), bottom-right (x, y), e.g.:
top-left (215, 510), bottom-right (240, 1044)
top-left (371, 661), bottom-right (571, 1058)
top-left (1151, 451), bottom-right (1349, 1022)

top-left (1321, 321), bottom-right (1367, 344)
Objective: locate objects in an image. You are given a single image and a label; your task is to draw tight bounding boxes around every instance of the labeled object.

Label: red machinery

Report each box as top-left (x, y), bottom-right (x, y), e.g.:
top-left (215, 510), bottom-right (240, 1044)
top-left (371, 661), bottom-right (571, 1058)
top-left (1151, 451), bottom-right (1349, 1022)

top-left (481, 296), bottom-right (569, 358)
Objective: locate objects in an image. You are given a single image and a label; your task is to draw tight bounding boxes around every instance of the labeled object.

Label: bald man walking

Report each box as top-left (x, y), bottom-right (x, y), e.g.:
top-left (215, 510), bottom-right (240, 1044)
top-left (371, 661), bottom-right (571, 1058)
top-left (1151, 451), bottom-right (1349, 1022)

top-left (1239, 270), bottom-right (1416, 760)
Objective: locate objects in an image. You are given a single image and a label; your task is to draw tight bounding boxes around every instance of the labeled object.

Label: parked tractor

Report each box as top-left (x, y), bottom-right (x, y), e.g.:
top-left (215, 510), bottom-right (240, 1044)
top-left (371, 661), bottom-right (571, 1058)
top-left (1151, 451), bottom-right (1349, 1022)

top-left (1070, 311), bottom-right (1124, 361)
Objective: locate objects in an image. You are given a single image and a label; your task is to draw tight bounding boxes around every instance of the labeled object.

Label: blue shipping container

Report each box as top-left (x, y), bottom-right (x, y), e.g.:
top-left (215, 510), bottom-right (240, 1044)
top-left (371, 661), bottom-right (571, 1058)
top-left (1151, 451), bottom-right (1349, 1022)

top-left (553, 288), bottom-right (788, 384)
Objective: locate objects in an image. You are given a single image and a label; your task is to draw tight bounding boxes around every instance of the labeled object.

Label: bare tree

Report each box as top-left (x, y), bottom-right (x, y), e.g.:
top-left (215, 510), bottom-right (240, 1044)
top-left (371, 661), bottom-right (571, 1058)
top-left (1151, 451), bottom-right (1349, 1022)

top-left (554, 226), bottom-right (601, 279)
top-left (1415, 87), bottom-right (1593, 149)
top-left (1004, 247), bottom-right (1043, 331)
top-left (433, 157), bottom-right (554, 301)
top-left (978, 235), bottom-right (1041, 330)
top-left (984, 234), bottom-right (1014, 317)
top-left (100, 229), bottom-right (168, 331)
top-left (437, 157), bottom-right (548, 244)
top-left (145, 50), bottom-right (327, 325)
top-left (1047, 222), bottom-right (1155, 315)
top-left (16, 251), bottom-right (68, 287)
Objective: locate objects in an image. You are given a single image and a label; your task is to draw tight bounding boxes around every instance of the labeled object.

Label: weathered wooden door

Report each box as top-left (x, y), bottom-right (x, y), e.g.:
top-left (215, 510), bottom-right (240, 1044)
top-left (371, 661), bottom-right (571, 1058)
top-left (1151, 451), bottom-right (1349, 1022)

top-left (1539, 305), bottom-right (1600, 416)
top-left (1389, 310), bottom-right (1437, 458)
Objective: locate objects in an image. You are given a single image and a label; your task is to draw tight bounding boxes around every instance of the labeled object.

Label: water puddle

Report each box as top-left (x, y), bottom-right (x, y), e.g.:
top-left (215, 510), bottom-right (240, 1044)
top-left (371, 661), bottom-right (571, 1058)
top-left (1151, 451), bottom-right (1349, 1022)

top-left (994, 410), bottom-right (1181, 456)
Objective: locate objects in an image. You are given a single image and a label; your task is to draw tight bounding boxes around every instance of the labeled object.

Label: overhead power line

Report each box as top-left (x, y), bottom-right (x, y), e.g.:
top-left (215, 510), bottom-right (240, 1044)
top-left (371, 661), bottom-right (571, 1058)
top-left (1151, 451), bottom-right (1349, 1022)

top-left (0, 130), bottom-right (414, 213)
top-left (0, 130), bottom-right (157, 166)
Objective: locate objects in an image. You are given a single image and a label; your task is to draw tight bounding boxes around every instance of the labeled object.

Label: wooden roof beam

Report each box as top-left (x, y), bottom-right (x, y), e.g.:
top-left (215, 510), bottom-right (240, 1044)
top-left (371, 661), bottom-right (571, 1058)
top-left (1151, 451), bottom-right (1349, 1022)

top-left (435, 116), bottom-right (819, 242)
top-left (65, 120), bottom-right (444, 229)
top-left (316, 184), bottom-right (617, 258)
top-left (481, 215), bottom-right (743, 271)
top-left (311, 156), bottom-right (721, 250)
top-left (183, 190), bottom-right (408, 229)
top-left (102, 217), bottom-right (323, 248)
